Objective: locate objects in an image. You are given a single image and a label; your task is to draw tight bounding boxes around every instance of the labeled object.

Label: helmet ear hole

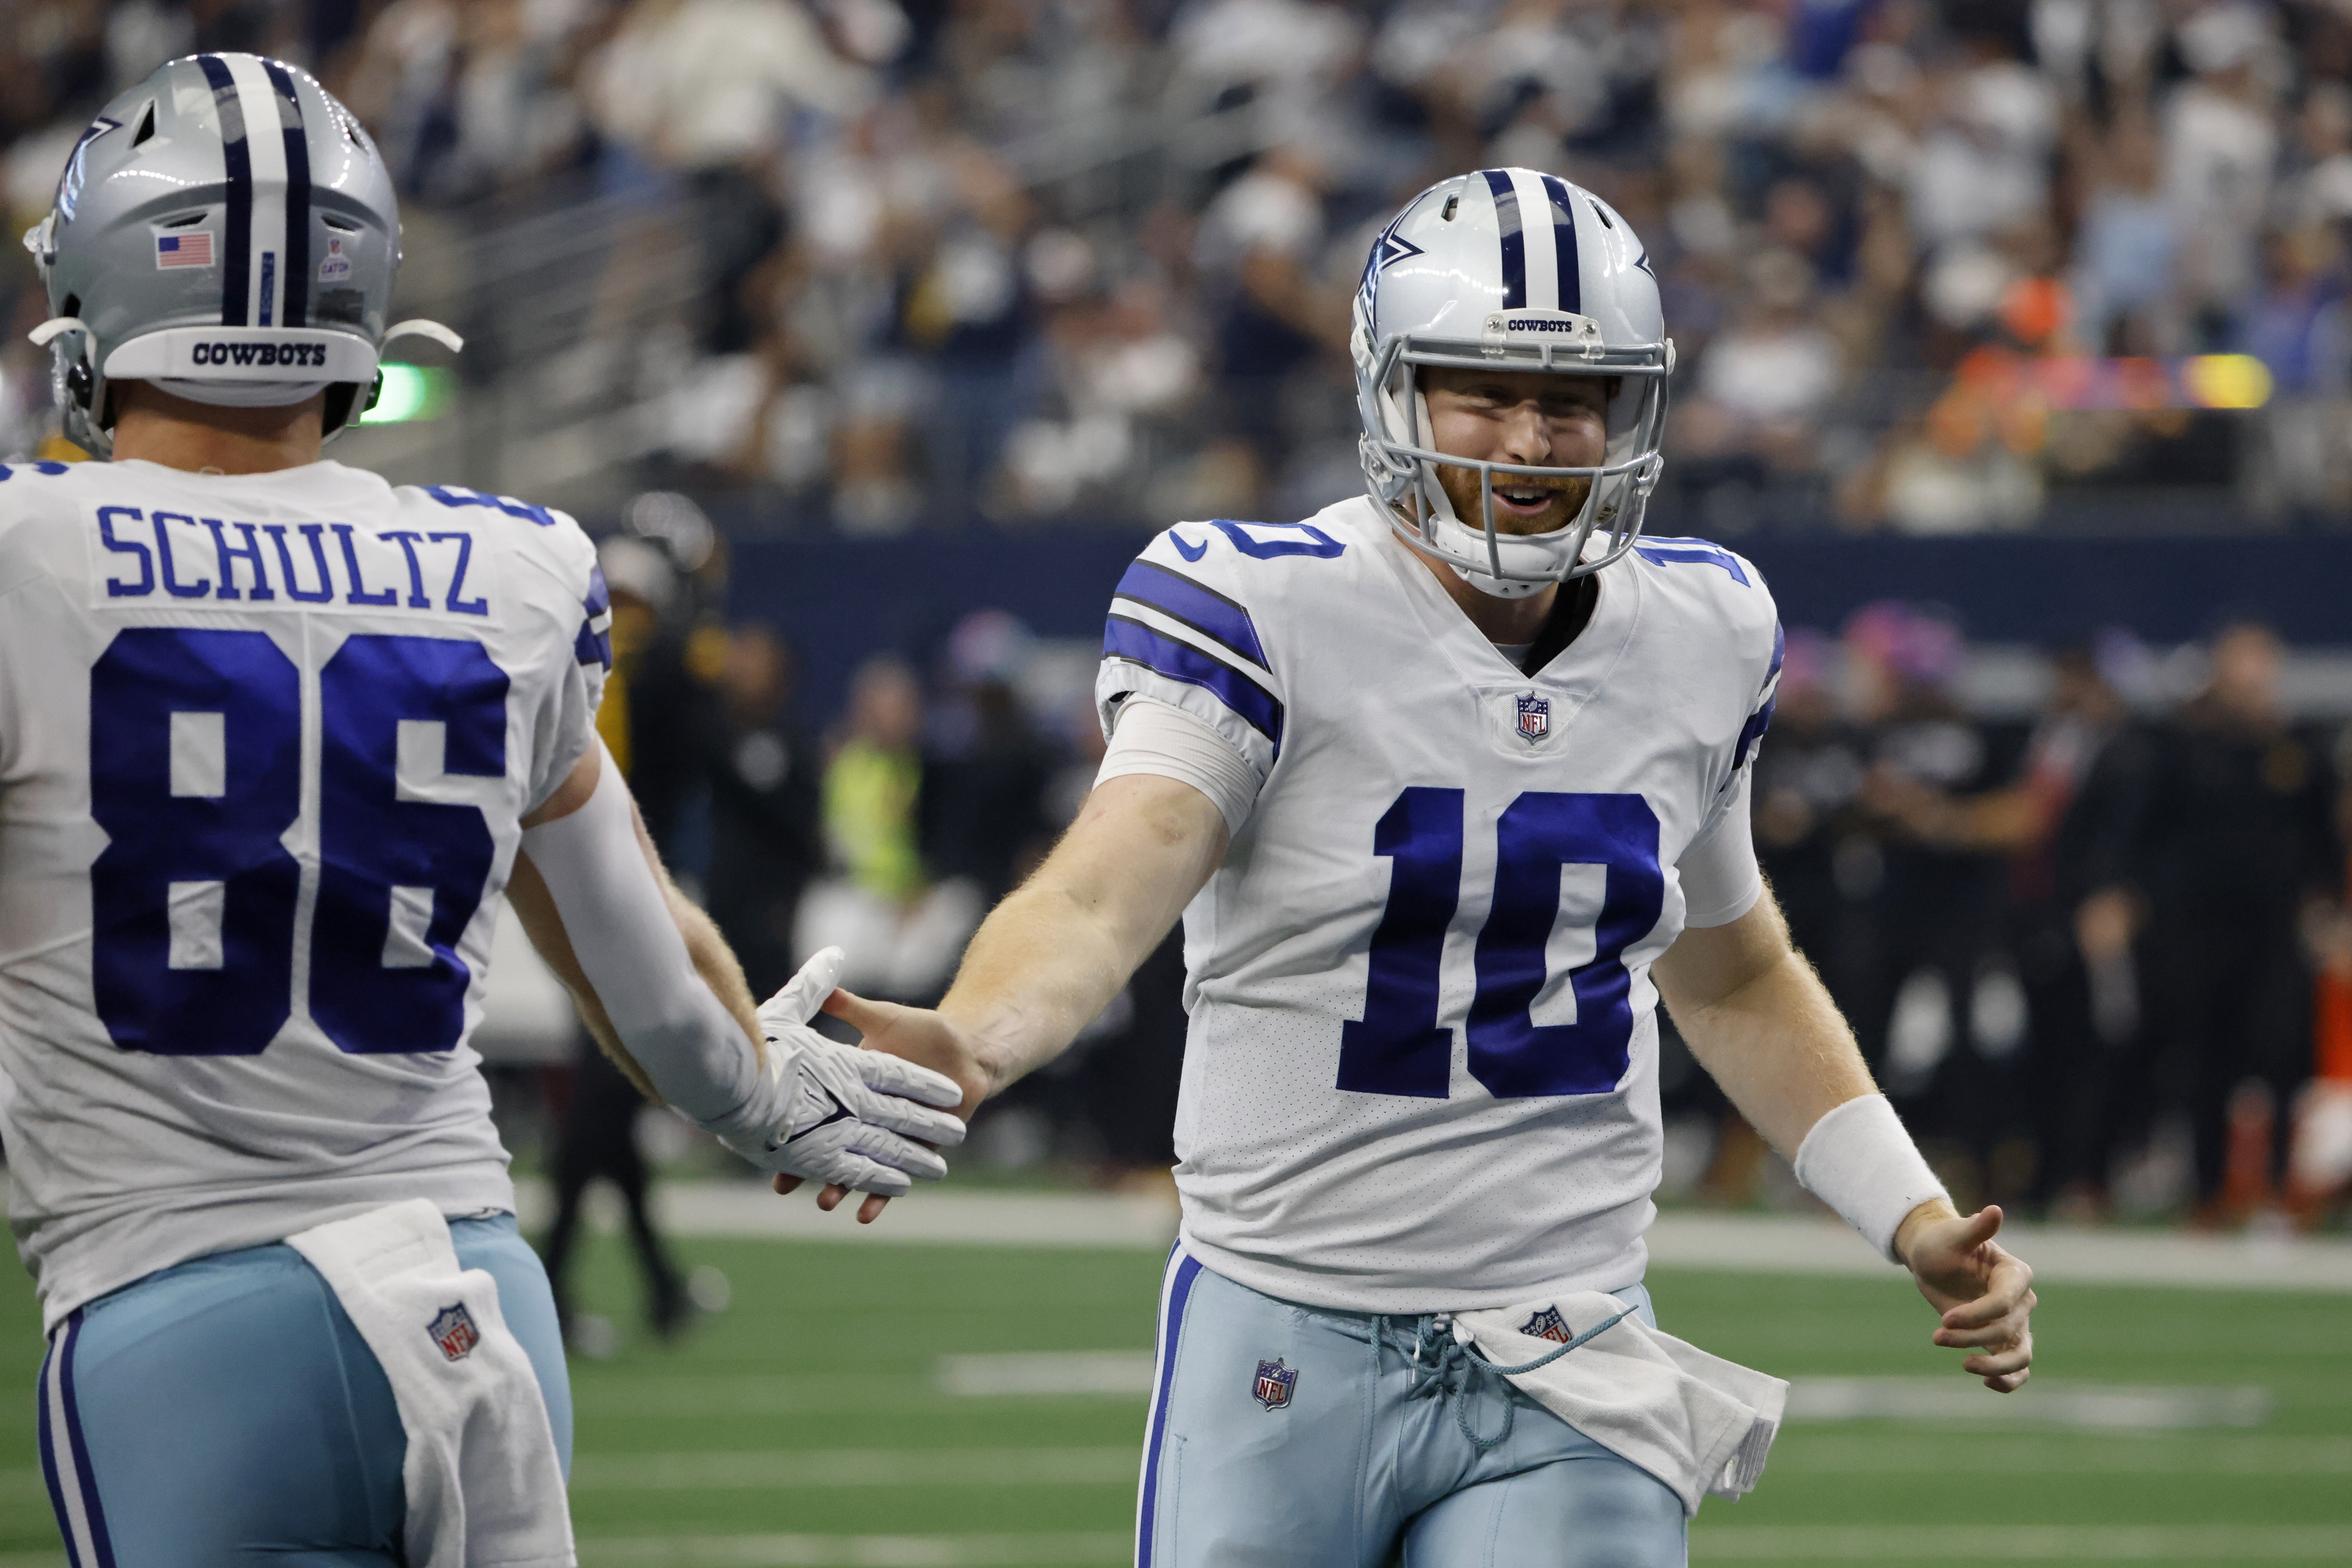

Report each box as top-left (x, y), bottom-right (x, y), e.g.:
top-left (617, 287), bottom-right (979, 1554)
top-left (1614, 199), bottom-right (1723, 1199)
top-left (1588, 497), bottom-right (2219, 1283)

top-left (65, 361), bottom-right (93, 409)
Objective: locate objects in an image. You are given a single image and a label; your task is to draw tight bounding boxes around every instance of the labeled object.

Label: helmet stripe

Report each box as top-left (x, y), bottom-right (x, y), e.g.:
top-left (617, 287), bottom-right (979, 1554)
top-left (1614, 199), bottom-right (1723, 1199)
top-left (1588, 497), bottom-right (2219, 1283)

top-left (195, 55), bottom-right (252, 327)
top-left (222, 55), bottom-right (291, 329)
top-left (1479, 169), bottom-right (1526, 311)
top-left (262, 61), bottom-right (312, 330)
top-left (1537, 174), bottom-right (1583, 316)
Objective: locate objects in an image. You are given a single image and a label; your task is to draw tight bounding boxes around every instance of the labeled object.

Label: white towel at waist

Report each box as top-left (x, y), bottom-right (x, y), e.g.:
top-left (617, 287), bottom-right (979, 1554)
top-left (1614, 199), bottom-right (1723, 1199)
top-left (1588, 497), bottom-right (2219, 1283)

top-left (1451, 1291), bottom-right (1788, 1518)
top-left (287, 1199), bottom-right (575, 1568)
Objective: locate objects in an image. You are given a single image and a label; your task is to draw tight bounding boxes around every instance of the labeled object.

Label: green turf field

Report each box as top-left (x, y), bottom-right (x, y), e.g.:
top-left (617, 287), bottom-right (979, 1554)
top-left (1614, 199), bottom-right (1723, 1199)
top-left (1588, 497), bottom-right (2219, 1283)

top-left (2, 1231), bottom-right (2346, 1565)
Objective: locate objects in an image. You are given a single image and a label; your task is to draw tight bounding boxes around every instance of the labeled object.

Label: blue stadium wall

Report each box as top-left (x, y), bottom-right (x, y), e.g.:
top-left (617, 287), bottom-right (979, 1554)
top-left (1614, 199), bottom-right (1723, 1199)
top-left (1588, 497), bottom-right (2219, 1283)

top-left (724, 530), bottom-right (2352, 725)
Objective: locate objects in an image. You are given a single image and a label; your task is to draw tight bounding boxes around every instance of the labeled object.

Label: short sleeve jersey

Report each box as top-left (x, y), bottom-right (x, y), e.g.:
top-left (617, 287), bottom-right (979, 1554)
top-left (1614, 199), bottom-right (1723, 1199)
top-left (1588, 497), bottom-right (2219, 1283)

top-left (0, 458), bottom-right (610, 1329)
top-left (1093, 499), bottom-right (1782, 1315)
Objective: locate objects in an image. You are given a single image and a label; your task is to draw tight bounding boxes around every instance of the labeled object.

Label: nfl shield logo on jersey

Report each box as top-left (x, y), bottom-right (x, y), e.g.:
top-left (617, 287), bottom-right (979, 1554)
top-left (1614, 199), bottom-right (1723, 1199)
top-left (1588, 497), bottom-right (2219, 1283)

top-left (1515, 693), bottom-right (1551, 743)
top-left (1520, 1305), bottom-right (1573, 1344)
top-left (427, 1302), bottom-right (481, 1362)
top-left (1252, 1357), bottom-right (1298, 1411)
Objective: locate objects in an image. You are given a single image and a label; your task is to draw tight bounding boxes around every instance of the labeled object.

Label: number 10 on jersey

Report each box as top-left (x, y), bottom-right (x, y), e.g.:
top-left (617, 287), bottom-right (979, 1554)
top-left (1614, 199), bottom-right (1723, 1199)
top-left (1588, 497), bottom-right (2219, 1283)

top-left (1339, 788), bottom-right (1663, 1100)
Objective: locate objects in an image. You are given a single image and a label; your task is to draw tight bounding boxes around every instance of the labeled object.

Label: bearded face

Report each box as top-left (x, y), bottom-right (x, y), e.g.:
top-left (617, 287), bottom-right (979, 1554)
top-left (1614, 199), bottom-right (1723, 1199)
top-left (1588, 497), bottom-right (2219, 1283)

top-left (1419, 367), bottom-right (1616, 538)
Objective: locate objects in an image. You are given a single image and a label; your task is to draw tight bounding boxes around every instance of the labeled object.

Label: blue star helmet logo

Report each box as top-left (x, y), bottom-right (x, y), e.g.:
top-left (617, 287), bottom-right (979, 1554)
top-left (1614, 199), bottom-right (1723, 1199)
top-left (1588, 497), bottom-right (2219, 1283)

top-left (1359, 220), bottom-right (1426, 299)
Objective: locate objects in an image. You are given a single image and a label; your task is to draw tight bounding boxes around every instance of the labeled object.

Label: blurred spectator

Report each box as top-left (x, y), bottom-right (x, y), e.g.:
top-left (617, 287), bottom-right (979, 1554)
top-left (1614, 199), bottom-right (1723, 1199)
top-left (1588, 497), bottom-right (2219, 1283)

top-left (2079, 622), bottom-right (2344, 1219)
top-left (798, 654), bottom-right (983, 998)
top-left (1676, 248), bottom-right (1843, 482)
top-left (922, 612), bottom-right (1056, 902)
top-left (15, 0), bottom-right (2352, 526)
top-left (1840, 603), bottom-right (2028, 1199)
top-left (2164, 3), bottom-right (2282, 344)
top-left (2069, 111), bottom-right (2176, 355)
top-left (595, 534), bottom-right (715, 865)
top-left (1867, 643), bottom-right (2136, 1212)
top-left (702, 623), bottom-right (823, 997)
top-left (2242, 224), bottom-right (2352, 516)
top-left (539, 1044), bottom-right (693, 1346)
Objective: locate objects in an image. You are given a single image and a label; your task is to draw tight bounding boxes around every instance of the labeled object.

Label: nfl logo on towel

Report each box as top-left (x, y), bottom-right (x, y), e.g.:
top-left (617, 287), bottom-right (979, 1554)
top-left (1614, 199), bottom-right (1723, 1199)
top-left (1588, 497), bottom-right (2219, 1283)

top-left (427, 1303), bottom-right (481, 1362)
top-left (1515, 693), bottom-right (1551, 742)
top-left (1252, 1357), bottom-right (1297, 1411)
top-left (1520, 1305), bottom-right (1573, 1344)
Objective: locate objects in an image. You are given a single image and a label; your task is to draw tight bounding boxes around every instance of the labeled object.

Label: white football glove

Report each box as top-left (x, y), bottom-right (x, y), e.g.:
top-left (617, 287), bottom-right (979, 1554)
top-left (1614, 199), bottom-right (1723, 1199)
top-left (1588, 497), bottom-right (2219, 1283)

top-left (698, 947), bottom-right (967, 1197)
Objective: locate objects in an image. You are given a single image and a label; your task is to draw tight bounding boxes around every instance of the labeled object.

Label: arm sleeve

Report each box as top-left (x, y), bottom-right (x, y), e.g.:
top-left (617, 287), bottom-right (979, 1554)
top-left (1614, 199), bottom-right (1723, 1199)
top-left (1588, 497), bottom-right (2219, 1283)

top-left (1679, 768), bottom-right (1764, 928)
top-left (525, 532), bottom-right (613, 815)
top-left (517, 740), bottom-right (756, 1124)
top-left (1096, 697), bottom-right (1263, 835)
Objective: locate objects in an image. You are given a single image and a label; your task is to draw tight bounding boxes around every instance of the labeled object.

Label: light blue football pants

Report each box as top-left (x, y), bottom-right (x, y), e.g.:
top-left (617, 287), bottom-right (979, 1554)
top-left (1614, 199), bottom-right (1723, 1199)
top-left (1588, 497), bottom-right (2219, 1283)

top-left (1137, 1246), bottom-right (1687, 1568)
top-left (37, 1213), bottom-right (569, 1567)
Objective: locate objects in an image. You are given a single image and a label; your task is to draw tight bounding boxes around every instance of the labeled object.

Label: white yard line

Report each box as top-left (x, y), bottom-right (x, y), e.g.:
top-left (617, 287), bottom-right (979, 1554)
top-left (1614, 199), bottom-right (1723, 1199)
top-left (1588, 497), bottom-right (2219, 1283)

top-left (576, 1533), bottom-right (1132, 1567)
top-left (1688, 1525), bottom-right (2352, 1560)
top-left (1770, 1434), bottom-right (2352, 1474)
top-left (934, 1351), bottom-right (1155, 1397)
top-left (524, 1180), bottom-right (2352, 1293)
top-left (570, 1447), bottom-right (1137, 1491)
top-left (1781, 1377), bottom-right (2273, 1429)
top-left (570, 1525), bottom-right (2352, 1566)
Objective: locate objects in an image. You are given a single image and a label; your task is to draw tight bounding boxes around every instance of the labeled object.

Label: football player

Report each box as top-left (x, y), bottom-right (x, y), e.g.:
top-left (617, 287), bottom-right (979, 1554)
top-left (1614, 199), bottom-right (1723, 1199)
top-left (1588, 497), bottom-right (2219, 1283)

top-left (829, 169), bottom-right (2037, 1565)
top-left (0, 54), bottom-right (961, 1563)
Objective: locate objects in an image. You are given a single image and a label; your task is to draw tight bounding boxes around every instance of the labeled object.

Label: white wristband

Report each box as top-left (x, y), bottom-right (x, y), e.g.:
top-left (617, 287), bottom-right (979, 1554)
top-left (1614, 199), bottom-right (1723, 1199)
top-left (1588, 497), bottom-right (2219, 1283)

top-left (1792, 1094), bottom-right (1949, 1264)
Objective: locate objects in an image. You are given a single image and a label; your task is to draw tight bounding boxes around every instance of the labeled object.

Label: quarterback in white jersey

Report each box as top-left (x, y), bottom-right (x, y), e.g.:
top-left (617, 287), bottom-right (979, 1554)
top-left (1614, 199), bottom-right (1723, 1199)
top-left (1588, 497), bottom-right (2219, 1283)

top-left (836, 168), bottom-right (2037, 1566)
top-left (3, 54), bottom-right (961, 1566)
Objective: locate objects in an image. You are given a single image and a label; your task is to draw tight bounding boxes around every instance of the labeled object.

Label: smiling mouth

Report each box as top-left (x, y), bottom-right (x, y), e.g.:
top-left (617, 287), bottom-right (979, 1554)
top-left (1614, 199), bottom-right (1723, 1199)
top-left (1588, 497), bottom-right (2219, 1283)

top-left (1490, 483), bottom-right (1568, 513)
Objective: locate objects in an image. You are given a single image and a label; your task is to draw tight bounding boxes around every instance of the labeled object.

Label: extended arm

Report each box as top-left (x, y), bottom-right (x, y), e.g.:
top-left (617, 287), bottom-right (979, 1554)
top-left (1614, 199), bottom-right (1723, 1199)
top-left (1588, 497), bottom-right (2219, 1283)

top-left (1653, 890), bottom-right (2036, 1390)
top-left (510, 742), bottom-right (964, 1204)
top-left (511, 741), bottom-right (763, 1119)
top-left (824, 772), bottom-right (1230, 1118)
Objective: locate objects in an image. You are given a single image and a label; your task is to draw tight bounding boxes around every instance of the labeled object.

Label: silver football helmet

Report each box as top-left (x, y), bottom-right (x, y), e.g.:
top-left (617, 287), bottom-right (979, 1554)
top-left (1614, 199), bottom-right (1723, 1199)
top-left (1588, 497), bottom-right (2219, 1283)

top-left (1354, 168), bottom-right (1673, 599)
top-left (21, 52), bottom-right (459, 457)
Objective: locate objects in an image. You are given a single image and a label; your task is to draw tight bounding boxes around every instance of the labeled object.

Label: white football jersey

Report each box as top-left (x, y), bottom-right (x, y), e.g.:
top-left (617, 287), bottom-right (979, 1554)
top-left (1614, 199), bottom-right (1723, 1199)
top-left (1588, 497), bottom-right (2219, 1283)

top-left (0, 457), bottom-right (609, 1329)
top-left (1094, 498), bottom-right (1782, 1315)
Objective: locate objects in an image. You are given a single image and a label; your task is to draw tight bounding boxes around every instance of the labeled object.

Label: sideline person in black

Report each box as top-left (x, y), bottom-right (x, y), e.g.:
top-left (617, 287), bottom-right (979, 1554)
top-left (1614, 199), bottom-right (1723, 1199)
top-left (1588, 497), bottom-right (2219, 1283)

top-left (2078, 622), bottom-right (2342, 1215)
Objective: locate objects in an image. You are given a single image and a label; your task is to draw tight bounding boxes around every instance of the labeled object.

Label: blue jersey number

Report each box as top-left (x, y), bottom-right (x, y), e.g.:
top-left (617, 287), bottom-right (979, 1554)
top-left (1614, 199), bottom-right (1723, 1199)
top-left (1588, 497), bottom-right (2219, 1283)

top-left (1338, 789), bottom-right (1662, 1099)
top-left (88, 628), bottom-right (509, 1056)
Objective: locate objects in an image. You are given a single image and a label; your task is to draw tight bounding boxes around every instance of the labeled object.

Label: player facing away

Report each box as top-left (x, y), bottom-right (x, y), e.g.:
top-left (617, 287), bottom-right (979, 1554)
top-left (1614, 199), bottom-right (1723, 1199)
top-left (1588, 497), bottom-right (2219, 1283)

top-left (1, 54), bottom-right (961, 1566)
top-left (830, 169), bottom-right (2038, 1566)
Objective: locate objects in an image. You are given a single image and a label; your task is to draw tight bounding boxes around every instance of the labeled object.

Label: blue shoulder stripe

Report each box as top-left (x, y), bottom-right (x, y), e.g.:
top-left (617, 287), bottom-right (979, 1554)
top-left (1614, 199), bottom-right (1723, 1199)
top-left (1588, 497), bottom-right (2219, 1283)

top-left (1113, 560), bottom-right (1269, 670)
top-left (1104, 615), bottom-right (1283, 748)
top-left (1729, 621), bottom-right (1785, 781)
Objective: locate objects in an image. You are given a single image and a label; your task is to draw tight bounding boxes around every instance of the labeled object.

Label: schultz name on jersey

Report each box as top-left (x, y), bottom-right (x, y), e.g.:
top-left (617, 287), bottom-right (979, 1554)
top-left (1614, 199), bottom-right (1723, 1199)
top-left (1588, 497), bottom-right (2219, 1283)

top-left (1095, 497), bottom-right (1782, 1315)
top-left (0, 458), bottom-right (608, 1331)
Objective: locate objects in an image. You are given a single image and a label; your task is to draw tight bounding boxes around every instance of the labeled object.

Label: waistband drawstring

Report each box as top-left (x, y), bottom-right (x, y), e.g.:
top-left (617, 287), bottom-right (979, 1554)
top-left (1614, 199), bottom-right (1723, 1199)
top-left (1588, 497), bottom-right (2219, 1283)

top-left (1379, 1305), bottom-right (1634, 1454)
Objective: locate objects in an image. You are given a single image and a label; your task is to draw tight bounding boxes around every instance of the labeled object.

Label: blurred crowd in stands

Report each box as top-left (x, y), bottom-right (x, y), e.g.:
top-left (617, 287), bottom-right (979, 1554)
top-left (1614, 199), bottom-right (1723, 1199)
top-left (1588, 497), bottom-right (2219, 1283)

top-left (12, 0), bottom-right (2352, 529)
top-left (578, 513), bottom-right (2352, 1231)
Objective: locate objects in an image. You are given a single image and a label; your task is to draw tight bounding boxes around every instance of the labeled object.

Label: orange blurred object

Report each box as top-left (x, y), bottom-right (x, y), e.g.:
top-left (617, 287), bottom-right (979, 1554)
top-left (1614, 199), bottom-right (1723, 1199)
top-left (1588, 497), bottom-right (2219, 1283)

top-left (2000, 276), bottom-right (2071, 346)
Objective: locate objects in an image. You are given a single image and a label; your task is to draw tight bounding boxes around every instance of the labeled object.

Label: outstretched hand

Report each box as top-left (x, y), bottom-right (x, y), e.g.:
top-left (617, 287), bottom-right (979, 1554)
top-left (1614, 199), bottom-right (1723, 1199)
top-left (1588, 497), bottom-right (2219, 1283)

top-left (1896, 1202), bottom-right (2036, 1392)
top-left (772, 987), bottom-right (995, 1224)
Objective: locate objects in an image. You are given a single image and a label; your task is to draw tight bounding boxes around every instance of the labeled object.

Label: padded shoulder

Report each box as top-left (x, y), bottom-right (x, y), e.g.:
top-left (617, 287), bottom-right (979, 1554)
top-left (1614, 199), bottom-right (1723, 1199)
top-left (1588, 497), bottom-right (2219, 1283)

top-left (1624, 533), bottom-right (1779, 679)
